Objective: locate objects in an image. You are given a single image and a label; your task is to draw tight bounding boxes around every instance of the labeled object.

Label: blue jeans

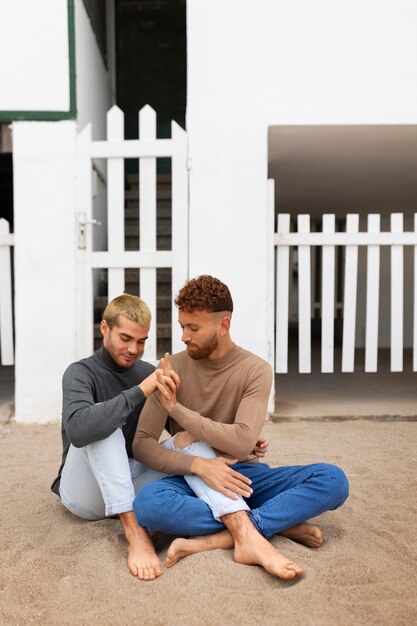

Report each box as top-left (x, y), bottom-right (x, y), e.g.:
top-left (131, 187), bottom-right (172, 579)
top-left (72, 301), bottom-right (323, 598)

top-left (133, 462), bottom-right (349, 538)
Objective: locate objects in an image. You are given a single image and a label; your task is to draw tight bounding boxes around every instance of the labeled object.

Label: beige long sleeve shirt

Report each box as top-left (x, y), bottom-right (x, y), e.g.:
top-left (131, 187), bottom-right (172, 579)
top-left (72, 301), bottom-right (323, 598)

top-left (132, 344), bottom-right (273, 475)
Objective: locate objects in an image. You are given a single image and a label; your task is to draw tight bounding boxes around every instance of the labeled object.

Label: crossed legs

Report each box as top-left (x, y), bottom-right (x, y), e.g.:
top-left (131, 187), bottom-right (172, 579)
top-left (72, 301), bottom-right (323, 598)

top-left (58, 429), bottom-right (249, 580)
top-left (134, 461), bottom-right (349, 579)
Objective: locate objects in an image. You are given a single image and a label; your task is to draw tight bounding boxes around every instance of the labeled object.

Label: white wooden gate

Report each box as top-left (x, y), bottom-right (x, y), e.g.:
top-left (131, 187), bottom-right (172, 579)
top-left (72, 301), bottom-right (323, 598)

top-left (275, 211), bottom-right (417, 374)
top-left (76, 105), bottom-right (188, 362)
top-left (0, 218), bottom-right (14, 365)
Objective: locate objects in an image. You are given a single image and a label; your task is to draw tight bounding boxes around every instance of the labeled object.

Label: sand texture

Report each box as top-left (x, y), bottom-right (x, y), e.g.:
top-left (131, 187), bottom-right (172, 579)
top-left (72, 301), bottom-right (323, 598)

top-left (0, 420), bottom-right (416, 626)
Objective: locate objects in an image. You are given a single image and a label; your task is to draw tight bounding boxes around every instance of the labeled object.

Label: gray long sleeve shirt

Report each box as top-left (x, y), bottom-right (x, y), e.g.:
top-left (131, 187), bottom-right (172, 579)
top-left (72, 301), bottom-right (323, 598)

top-left (51, 346), bottom-right (154, 496)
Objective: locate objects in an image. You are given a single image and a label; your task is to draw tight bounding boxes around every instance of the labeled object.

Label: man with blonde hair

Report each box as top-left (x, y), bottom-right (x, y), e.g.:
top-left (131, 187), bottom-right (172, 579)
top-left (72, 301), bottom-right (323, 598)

top-left (52, 293), bottom-right (266, 581)
top-left (51, 294), bottom-right (170, 580)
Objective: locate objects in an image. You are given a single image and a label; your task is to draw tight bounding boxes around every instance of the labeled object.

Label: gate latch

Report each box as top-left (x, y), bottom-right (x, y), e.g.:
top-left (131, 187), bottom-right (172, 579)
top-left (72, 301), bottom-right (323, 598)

top-left (77, 212), bottom-right (102, 249)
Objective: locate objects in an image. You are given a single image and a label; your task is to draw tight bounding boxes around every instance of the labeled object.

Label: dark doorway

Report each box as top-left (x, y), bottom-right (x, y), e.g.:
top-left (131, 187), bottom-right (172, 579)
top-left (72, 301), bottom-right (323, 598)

top-left (115, 0), bottom-right (186, 141)
top-left (0, 125), bottom-right (13, 230)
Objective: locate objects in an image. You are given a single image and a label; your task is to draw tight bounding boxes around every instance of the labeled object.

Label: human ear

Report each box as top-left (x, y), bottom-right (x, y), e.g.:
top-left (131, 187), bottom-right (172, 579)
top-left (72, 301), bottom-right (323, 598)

top-left (219, 316), bottom-right (231, 335)
top-left (100, 319), bottom-right (109, 338)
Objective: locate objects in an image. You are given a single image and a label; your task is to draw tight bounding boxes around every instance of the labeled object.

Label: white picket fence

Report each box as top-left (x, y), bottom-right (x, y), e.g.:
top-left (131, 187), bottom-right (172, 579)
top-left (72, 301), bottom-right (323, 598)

top-left (275, 212), bottom-right (417, 374)
top-left (76, 105), bottom-right (188, 362)
top-left (0, 218), bottom-right (14, 365)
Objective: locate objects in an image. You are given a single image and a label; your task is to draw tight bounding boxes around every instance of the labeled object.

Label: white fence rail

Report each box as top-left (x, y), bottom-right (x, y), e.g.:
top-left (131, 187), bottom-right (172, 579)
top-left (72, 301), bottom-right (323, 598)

top-left (0, 218), bottom-right (14, 365)
top-left (275, 213), bottom-right (417, 374)
top-left (76, 105), bottom-right (188, 362)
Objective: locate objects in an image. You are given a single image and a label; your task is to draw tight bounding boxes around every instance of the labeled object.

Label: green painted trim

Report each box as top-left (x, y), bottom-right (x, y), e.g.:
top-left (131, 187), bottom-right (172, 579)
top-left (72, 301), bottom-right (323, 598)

top-left (67, 0), bottom-right (77, 117)
top-left (0, 0), bottom-right (77, 122)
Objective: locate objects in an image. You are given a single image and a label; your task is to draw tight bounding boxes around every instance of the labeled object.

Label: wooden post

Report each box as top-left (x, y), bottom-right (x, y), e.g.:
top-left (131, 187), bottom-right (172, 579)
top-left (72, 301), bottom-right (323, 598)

top-left (321, 214), bottom-right (336, 372)
top-left (275, 214), bottom-right (290, 373)
top-left (297, 215), bottom-right (311, 373)
top-left (391, 213), bottom-right (403, 371)
top-left (341, 214), bottom-right (359, 372)
top-left (76, 124), bottom-right (94, 359)
top-left (107, 105), bottom-right (125, 300)
top-left (139, 105), bottom-right (157, 362)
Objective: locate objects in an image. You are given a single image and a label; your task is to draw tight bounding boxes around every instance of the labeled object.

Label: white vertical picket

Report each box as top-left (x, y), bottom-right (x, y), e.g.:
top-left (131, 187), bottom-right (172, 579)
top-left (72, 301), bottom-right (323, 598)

top-left (107, 106), bottom-right (125, 300)
top-left (365, 214), bottom-right (380, 372)
top-left (171, 120), bottom-right (189, 354)
top-left (266, 180), bottom-right (275, 412)
top-left (0, 219), bottom-right (14, 365)
top-left (275, 214), bottom-right (290, 373)
top-left (139, 106), bottom-right (157, 362)
top-left (391, 213), bottom-right (403, 371)
top-left (414, 214), bottom-right (417, 371)
top-left (341, 214), bottom-right (359, 372)
top-left (298, 215), bottom-right (311, 372)
top-left (321, 214), bottom-right (336, 372)
top-left (76, 123), bottom-right (94, 358)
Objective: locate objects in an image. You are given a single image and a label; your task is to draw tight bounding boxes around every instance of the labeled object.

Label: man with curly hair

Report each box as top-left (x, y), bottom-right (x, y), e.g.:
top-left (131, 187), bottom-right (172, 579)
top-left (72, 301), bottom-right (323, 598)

top-left (132, 275), bottom-right (349, 579)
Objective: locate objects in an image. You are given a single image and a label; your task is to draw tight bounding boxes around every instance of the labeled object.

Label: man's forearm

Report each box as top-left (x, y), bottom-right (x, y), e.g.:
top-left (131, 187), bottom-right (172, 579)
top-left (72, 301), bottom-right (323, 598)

top-left (64, 386), bottom-right (145, 447)
top-left (133, 435), bottom-right (195, 475)
top-left (169, 403), bottom-right (260, 460)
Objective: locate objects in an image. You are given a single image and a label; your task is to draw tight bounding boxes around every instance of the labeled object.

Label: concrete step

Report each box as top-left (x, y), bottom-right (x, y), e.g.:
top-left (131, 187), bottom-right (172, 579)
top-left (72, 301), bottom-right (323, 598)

top-left (127, 173), bottom-right (172, 185)
top-left (125, 187), bottom-right (171, 200)
top-left (125, 204), bottom-right (171, 216)
top-left (125, 237), bottom-right (171, 251)
top-left (124, 221), bottom-right (171, 237)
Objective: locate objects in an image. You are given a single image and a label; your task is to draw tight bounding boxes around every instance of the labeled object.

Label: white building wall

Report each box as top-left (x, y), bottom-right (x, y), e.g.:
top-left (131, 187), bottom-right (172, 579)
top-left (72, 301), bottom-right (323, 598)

top-left (12, 1), bottom-right (112, 423)
top-left (0, 0), bottom-right (69, 111)
top-left (75, 0), bottom-right (112, 139)
top-left (187, 0), bottom-right (417, 359)
top-left (13, 122), bottom-right (77, 423)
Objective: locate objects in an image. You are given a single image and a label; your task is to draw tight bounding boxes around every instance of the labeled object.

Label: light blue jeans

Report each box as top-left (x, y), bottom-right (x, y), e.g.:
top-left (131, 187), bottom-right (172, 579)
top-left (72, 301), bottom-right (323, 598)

top-left (59, 427), bottom-right (249, 521)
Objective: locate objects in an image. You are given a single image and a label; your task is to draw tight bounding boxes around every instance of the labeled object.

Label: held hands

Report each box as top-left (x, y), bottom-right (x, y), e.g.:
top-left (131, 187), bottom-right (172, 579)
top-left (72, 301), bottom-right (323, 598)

top-left (154, 353), bottom-right (179, 411)
top-left (190, 456), bottom-right (253, 500)
top-left (138, 353), bottom-right (180, 399)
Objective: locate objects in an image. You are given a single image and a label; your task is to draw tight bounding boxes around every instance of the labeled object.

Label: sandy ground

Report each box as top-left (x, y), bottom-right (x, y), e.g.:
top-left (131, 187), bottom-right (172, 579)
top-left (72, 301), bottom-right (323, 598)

top-left (1, 419), bottom-right (416, 626)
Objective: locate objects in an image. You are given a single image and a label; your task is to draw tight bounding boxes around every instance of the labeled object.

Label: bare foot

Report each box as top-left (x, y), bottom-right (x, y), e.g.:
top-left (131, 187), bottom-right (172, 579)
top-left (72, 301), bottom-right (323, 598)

top-left (119, 511), bottom-right (163, 581)
top-left (166, 531), bottom-right (234, 568)
top-left (280, 522), bottom-right (323, 548)
top-left (127, 535), bottom-right (163, 581)
top-left (234, 537), bottom-right (304, 579)
top-left (222, 511), bottom-right (303, 580)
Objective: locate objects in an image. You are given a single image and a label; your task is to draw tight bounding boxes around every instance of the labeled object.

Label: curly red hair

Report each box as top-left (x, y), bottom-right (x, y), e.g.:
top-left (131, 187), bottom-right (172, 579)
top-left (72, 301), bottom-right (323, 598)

top-left (175, 275), bottom-right (233, 313)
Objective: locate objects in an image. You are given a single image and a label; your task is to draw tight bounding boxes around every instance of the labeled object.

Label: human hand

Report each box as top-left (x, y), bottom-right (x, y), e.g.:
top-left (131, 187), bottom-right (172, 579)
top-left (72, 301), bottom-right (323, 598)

top-left (138, 354), bottom-right (180, 399)
top-left (138, 369), bottom-right (162, 398)
top-left (160, 353), bottom-right (181, 389)
top-left (253, 437), bottom-right (269, 458)
top-left (155, 369), bottom-right (178, 412)
top-left (190, 457), bottom-right (253, 500)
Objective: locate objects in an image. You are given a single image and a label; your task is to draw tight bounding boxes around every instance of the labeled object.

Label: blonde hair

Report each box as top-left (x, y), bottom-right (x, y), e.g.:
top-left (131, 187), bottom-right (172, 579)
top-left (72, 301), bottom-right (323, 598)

top-left (103, 294), bottom-right (151, 329)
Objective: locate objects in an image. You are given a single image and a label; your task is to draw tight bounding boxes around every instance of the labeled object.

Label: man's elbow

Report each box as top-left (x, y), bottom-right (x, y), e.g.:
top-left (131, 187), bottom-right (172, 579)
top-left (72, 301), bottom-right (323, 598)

top-left (132, 435), bottom-right (146, 462)
top-left (229, 439), bottom-right (257, 461)
top-left (64, 421), bottom-right (91, 449)
top-left (131, 441), bottom-right (140, 461)
top-left (67, 431), bottom-right (89, 448)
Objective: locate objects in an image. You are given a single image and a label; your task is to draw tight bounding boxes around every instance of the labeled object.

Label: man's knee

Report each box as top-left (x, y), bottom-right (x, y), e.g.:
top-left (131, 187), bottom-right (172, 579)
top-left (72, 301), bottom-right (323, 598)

top-left (133, 482), bottom-right (158, 527)
top-left (321, 463), bottom-right (349, 508)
